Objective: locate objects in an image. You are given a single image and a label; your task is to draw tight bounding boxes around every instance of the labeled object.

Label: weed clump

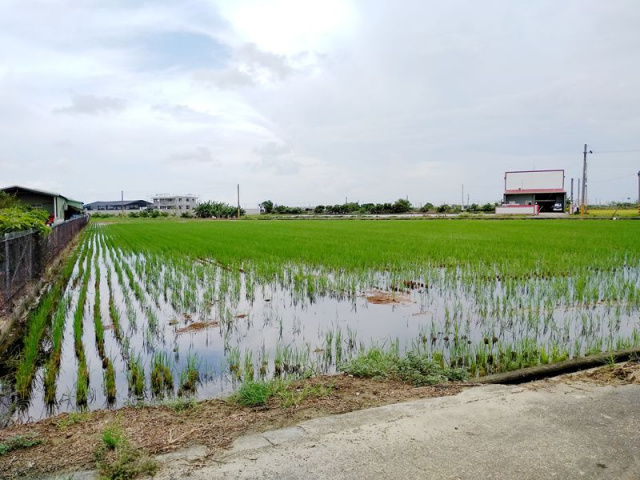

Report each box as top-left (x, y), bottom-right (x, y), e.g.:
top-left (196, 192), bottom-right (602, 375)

top-left (340, 347), bottom-right (468, 386)
top-left (231, 379), bottom-right (333, 408)
top-left (0, 433), bottom-right (41, 456)
top-left (94, 424), bottom-right (157, 480)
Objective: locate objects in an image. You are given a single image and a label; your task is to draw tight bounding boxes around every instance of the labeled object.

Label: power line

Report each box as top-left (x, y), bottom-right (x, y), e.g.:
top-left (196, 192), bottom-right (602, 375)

top-left (591, 174), bottom-right (636, 183)
top-left (593, 149), bottom-right (640, 154)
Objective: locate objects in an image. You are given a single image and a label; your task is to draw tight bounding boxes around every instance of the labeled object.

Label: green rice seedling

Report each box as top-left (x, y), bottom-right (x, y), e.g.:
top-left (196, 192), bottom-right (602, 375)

top-left (335, 328), bottom-right (343, 366)
top-left (274, 343), bottom-right (283, 377)
top-left (94, 264), bottom-right (105, 359)
top-left (282, 344), bottom-right (293, 374)
top-left (324, 330), bottom-right (334, 364)
top-left (178, 353), bottom-right (199, 396)
top-left (128, 355), bottom-right (145, 398)
top-left (259, 343), bottom-right (268, 378)
top-left (243, 349), bottom-right (254, 382)
top-left (551, 343), bottom-right (570, 363)
top-left (539, 346), bottom-right (549, 364)
top-left (76, 358), bottom-right (90, 407)
top-left (104, 358), bottom-right (116, 403)
top-left (109, 294), bottom-right (122, 341)
top-left (150, 352), bottom-right (173, 396)
top-left (346, 326), bottom-right (357, 351)
top-left (228, 346), bottom-right (241, 379)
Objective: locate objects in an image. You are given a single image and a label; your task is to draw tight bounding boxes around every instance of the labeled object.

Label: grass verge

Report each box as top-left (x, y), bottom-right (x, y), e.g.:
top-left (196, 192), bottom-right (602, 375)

top-left (339, 347), bottom-right (468, 386)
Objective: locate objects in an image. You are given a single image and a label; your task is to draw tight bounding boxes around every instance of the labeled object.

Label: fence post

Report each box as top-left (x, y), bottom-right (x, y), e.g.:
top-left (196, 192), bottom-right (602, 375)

top-left (4, 239), bottom-right (10, 301)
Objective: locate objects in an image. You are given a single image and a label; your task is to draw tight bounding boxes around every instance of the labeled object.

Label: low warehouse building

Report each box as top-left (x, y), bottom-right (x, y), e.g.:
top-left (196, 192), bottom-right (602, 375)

top-left (84, 200), bottom-right (152, 214)
top-left (496, 170), bottom-right (567, 215)
top-left (1, 185), bottom-right (83, 224)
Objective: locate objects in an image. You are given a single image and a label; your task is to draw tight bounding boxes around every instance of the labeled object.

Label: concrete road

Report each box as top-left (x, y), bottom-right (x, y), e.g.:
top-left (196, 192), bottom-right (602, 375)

top-left (155, 382), bottom-right (640, 480)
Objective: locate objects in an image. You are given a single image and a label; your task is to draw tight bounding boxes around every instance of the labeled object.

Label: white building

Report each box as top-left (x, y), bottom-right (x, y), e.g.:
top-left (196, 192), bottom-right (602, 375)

top-left (152, 194), bottom-right (199, 213)
top-left (495, 170), bottom-right (567, 215)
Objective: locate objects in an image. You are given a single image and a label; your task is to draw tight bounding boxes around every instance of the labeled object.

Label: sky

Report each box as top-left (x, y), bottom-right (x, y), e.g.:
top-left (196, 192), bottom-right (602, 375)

top-left (1, 0), bottom-right (639, 208)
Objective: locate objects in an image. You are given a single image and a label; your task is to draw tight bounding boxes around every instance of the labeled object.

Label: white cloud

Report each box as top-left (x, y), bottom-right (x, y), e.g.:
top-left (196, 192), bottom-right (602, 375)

top-left (167, 146), bottom-right (219, 165)
top-left (54, 94), bottom-right (127, 115)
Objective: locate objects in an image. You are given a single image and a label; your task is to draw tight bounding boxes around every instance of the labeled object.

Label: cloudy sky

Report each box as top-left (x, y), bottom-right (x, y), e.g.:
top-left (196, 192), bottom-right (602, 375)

top-left (1, 0), bottom-right (639, 207)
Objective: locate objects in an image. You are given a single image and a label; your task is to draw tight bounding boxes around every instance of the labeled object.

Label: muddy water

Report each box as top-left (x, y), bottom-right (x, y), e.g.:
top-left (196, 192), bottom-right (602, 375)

top-left (3, 230), bottom-right (640, 424)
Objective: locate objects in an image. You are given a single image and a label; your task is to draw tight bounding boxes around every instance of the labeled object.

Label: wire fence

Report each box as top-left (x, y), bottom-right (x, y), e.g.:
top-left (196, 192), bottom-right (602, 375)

top-left (0, 216), bottom-right (88, 315)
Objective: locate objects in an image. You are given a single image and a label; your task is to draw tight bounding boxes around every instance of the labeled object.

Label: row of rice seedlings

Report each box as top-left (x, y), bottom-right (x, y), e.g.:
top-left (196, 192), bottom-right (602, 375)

top-left (15, 237), bottom-right (84, 399)
top-left (103, 356), bottom-right (116, 403)
top-left (43, 296), bottom-right (71, 404)
top-left (93, 255), bottom-right (105, 359)
top-left (109, 245), bottom-right (138, 332)
top-left (74, 245), bottom-right (93, 407)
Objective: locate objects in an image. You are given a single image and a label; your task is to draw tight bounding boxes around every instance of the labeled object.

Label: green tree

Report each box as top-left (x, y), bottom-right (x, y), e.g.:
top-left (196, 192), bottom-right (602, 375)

top-left (419, 203), bottom-right (434, 213)
top-left (259, 200), bottom-right (274, 214)
top-left (194, 201), bottom-right (243, 218)
top-left (392, 198), bottom-right (412, 213)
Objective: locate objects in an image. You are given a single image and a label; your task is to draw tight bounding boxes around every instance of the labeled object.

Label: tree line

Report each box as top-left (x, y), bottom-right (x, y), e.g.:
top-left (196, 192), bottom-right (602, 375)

top-left (259, 199), bottom-right (497, 215)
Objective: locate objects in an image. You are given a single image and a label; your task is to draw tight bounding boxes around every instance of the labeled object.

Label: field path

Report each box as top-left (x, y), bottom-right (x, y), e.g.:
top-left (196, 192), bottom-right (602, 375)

top-left (154, 381), bottom-right (640, 480)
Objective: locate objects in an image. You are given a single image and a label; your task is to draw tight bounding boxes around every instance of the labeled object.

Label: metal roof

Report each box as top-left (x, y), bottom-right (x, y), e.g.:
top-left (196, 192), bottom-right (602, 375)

top-left (504, 189), bottom-right (566, 194)
top-left (83, 200), bottom-right (151, 208)
top-left (1, 185), bottom-right (82, 204)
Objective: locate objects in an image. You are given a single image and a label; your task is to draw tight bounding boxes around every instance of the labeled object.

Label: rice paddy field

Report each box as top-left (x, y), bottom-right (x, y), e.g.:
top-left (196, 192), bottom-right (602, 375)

top-left (2, 218), bottom-right (640, 424)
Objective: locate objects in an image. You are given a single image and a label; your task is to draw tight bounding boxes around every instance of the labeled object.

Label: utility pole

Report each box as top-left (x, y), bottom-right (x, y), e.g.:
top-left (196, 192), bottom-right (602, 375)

top-left (461, 184), bottom-right (464, 211)
top-left (570, 178), bottom-right (574, 214)
top-left (637, 170), bottom-right (640, 216)
top-left (237, 184), bottom-right (240, 219)
top-left (121, 190), bottom-right (124, 216)
top-left (581, 144), bottom-right (592, 216)
top-left (577, 179), bottom-right (580, 215)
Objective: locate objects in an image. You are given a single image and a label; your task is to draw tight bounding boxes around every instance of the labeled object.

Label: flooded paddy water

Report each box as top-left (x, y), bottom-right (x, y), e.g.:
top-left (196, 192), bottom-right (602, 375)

top-left (2, 223), bottom-right (640, 424)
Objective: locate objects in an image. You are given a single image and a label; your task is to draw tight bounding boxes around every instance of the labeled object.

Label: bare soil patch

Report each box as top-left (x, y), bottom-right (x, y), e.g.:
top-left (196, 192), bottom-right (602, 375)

top-left (175, 321), bottom-right (219, 334)
top-left (365, 290), bottom-right (412, 305)
top-left (0, 375), bottom-right (467, 479)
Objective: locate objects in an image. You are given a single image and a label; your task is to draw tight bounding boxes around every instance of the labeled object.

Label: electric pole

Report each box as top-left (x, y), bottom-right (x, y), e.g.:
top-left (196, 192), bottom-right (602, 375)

top-left (237, 184), bottom-right (240, 219)
top-left (581, 144), bottom-right (592, 216)
top-left (461, 184), bottom-right (464, 211)
top-left (570, 178), bottom-right (574, 214)
top-left (121, 190), bottom-right (124, 215)
top-left (637, 170), bottom-right (640, 215)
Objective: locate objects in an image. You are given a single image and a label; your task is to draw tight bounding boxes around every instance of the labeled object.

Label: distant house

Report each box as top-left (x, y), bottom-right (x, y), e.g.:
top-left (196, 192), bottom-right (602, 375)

top-left (1, 185), bottom-right (83, 224)
top-left (83, 200), bottom-right (152, 214)
top-left (151, 194), bottom-right (199, 212)
top-left (496, 170), bottom-right (567, 215)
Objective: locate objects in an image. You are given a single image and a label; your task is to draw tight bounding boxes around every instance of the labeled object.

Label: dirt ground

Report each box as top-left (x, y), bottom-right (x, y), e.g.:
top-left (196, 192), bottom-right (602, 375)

top-left (2, 360), bottom-right (639, 479)
top-left (0, 375), bottom-right (467, 479)
top-left (528, 358), bottom-right (640, 388)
